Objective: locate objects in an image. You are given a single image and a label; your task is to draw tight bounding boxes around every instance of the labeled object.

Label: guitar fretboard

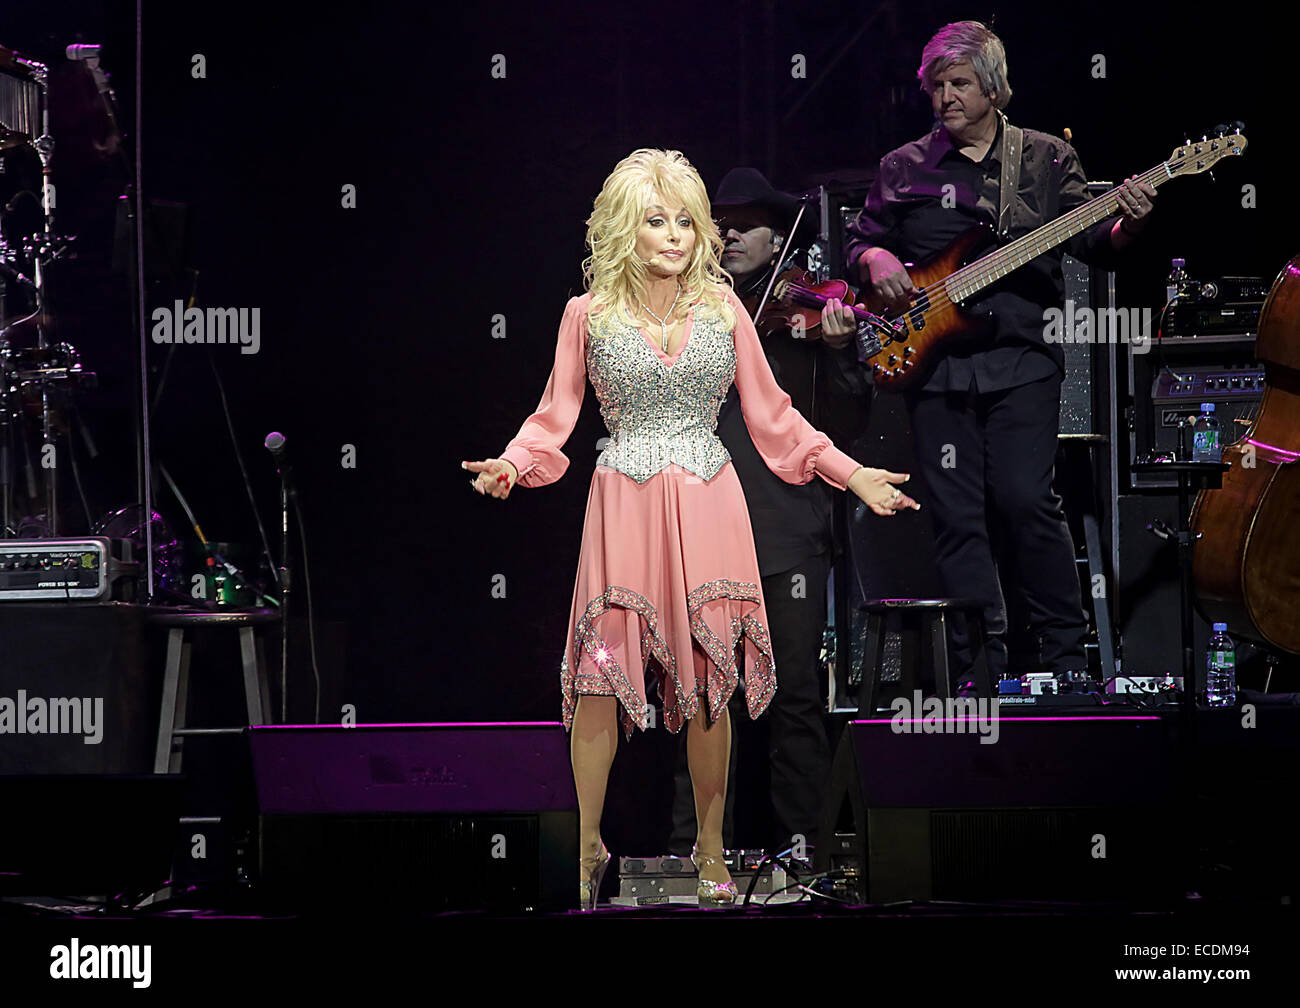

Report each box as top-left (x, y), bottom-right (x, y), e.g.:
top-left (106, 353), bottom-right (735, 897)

top-left (943, 136), bottom-right (1243, 303)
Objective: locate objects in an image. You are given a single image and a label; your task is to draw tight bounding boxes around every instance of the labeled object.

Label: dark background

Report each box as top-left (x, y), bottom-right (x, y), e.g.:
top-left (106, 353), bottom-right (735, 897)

top-left (2, 1), bottom-right (1286, 833)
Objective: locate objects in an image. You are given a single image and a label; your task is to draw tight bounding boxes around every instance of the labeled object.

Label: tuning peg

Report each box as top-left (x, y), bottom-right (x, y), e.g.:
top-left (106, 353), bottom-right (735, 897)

top-left (1232, 120), bottom-right (1246, 133)
top-left (1212, 123), bottom-right (1228, 137)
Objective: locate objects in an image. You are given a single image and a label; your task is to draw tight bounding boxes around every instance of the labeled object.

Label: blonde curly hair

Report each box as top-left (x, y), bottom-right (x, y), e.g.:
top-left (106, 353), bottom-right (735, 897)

top-left (583, 148), bottom-right (735, 334)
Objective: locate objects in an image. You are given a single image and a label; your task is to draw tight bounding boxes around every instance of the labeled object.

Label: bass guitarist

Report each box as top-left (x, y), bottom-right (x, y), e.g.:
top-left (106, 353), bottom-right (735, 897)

top-left (828, 20), bottom-right (1156, 687)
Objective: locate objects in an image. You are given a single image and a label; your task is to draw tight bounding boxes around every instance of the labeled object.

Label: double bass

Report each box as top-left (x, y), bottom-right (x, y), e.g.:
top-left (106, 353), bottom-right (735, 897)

top-left (1191, 255), bottom-right (1300, 654)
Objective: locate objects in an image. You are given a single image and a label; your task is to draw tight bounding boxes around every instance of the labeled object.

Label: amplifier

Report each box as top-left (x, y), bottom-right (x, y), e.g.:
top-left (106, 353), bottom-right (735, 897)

top-left (1147, 365), bottom-right (1261, 458)
top-left (1152, 364), bottom-right (1265, 402)
top-left (1165, 275), bottom-right (1267, 341)
top-left (1165, 302), bottom-right (1264, 340)
top-left (1130, 348), bottom-right (1260, 489)
top-left (0, 537), bottom-right (139, 601)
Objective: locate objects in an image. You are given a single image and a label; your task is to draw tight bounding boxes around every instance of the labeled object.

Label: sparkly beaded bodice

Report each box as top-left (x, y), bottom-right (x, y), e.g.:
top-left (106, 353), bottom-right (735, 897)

top-left (585, 308), bottom-right (735, 484)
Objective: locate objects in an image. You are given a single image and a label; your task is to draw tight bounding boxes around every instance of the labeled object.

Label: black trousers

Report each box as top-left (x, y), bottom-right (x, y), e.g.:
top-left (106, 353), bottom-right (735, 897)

top-left (668, 549), bottom-right (833, 855)
top-left (905, 372), bottom-right (1088, 682)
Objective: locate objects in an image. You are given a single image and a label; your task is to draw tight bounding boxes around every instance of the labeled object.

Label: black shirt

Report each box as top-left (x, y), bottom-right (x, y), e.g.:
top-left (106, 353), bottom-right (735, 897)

top-left (715, 277), bottom-right (871, 577)
top-left (843, 118), bottom-right (1122, 393)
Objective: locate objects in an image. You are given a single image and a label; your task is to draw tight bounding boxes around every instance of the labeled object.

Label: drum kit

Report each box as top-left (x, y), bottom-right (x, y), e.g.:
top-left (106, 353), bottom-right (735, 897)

top-left (0, 47), bottom-right (90, 539)
top-left (0, 41), bottom-right (251, 604)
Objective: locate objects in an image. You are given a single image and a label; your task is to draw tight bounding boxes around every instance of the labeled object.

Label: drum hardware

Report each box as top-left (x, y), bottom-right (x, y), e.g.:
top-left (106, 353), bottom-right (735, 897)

top-left (157, 463), bottom-right (278, 609)
top-left (91, 505), bottom-right (184, 603)
top-left (0, 126), bottom-right (34, 151)
top-left (0, 46), bottom-right (86, 539)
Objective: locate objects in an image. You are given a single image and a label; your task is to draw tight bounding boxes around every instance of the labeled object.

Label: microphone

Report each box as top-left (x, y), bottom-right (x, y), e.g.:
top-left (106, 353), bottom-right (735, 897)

top-left (264, 431), bottom-right (295, 492)
top-left (66, 44), bottom-right (102, 61)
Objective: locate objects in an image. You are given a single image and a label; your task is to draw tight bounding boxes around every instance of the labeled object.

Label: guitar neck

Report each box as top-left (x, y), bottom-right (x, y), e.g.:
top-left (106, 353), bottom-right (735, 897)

top-left (946, 162), bottom-right (1172, 303)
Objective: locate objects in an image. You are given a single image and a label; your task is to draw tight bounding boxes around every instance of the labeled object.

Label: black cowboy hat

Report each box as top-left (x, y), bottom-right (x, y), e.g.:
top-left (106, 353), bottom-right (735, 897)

top-left (711, 167), bottom-right (818, 249)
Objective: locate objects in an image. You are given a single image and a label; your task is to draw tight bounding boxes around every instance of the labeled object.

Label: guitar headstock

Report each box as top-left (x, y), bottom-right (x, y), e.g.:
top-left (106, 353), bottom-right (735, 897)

top-left (1166, 129), bottom-right (1248, 177)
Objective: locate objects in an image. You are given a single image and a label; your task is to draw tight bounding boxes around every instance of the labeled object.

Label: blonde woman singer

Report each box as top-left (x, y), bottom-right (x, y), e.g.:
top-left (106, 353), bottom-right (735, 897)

top-left (463, 149), bottom-right (918, 909)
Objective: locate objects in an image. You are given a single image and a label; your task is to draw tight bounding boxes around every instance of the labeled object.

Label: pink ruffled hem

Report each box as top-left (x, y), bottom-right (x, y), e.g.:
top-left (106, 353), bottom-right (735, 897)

top-left (557, 461), bottom-right (777, 739)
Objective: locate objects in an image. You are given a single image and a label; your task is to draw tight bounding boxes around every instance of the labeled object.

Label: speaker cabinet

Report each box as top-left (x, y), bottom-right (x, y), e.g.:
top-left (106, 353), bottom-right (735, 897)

top-left (817, 715), bottom-right (1179, 903)
top-left (1117, 494), bottom-right (1212, 678)
top-left (0, 775), bottom-right (184, 898)
top-left (248, 724), bottom-right (577, 913)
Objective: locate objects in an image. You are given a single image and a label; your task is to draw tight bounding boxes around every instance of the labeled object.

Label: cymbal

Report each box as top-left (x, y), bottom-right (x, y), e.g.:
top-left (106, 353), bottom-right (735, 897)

top-left (0, 128), bottom-right (33, 152)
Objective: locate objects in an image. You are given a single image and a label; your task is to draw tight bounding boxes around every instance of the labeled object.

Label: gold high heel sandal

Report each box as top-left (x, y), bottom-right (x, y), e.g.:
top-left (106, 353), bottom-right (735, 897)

top-left (579, 842), bottom-right (611, 912)
top-left (691, 846), bottom-right (738, 908)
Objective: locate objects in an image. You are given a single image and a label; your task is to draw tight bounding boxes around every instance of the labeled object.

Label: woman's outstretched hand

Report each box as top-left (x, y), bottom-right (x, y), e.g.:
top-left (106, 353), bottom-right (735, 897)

top-left (463, 458), bottom-right (518, 499)
top-left (847, 466), bottom-right (920, 517)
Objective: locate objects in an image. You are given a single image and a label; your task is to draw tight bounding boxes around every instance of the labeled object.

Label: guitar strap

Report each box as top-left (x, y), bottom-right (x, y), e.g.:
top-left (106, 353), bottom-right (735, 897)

top-left (997, 111), bottom-right (1023, 242)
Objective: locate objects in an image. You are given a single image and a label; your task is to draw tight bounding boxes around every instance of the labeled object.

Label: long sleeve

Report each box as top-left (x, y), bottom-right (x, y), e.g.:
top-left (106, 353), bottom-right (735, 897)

top-left (1055, 140), bottom-right (1124, 271)
top-left (499, 295), bottom-right (589, 488)
top-left (843, 155), bottom-right (902, 285)
top-left (729, 291), bottom-right (861, 491)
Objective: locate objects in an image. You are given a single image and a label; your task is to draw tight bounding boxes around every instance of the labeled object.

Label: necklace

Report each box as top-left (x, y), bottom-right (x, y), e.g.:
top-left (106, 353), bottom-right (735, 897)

top-left (638, 284), bottom-right (682, 352)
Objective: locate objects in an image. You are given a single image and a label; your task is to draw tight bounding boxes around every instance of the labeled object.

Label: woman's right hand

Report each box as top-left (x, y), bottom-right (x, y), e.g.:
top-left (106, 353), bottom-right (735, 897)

top-left (463, 458), bottom-right (518, 499)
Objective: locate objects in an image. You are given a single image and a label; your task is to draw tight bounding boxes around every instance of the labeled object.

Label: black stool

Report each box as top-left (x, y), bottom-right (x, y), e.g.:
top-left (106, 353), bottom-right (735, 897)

top-left (856, 598), bottom-right (992, 714)
top-left (150, 608), bottom-right (280, 774)
top-left (1057, 433), bottom-right (1117, 679)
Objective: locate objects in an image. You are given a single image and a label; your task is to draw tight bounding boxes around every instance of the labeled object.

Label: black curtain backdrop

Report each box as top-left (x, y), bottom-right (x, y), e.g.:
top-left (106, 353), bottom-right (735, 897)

top-left (5, 0), bottom-right (1286, 737)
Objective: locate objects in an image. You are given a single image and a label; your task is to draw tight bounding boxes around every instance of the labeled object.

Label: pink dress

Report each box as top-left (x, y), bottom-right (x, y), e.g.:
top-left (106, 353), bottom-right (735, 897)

top-left (500, 289), bottom-right (860, 739)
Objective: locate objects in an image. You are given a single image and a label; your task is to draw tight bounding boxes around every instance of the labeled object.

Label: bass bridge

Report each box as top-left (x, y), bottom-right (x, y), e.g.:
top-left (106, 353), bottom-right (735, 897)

top-left (854, 313), bottom-right (903, 364)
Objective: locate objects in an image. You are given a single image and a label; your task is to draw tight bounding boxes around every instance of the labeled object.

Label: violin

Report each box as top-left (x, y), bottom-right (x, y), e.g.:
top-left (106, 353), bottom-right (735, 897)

top-left (744, 267), bottom-right (897, 351)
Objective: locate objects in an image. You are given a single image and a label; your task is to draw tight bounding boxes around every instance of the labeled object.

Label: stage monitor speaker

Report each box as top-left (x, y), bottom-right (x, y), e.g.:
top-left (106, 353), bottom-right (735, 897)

top-left (0, 775), bottom-right (184, 899)
top-left (1117, 494), bottom-right (1212, 677)
top-left (0, 603), bottom-right (158, 774)
top-left (816, 715), bottom-right (1179, 904)
top-left (248, 723), bottom-right (577, 913)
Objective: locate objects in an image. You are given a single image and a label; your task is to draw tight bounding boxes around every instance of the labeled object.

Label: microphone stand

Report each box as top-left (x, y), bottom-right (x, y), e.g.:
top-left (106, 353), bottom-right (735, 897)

top-left (276, 468), bottom-right (293, 722)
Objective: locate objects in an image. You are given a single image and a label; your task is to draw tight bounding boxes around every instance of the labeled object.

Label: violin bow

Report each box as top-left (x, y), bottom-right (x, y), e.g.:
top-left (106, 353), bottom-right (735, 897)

top-left (751, 198), bottom-right (808, 327)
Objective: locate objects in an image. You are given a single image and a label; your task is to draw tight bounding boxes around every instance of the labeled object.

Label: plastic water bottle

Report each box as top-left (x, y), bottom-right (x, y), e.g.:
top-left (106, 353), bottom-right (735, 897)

top-left (1205, 622), bottom-right (1237, 707)
top-left (1191, 403), bottom-right (1222, 463)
